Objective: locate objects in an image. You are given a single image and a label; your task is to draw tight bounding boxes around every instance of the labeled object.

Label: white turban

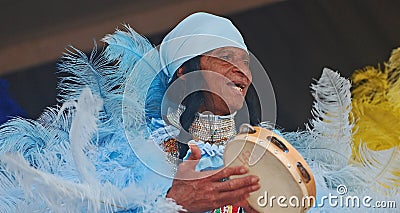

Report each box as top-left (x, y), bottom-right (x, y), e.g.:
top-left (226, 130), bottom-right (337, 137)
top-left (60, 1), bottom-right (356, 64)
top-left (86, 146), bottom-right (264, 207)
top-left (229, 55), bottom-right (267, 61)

top-left (159, 12), bottom-right (247, 82)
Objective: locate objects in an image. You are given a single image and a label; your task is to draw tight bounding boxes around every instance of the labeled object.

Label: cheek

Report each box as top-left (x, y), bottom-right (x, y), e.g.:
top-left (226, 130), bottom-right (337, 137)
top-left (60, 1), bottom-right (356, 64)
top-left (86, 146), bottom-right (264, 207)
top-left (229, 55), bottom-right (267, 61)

top-left (203, 74), bottom-right (224, 94)
top-left (201, 69), bottom-right (226, 86)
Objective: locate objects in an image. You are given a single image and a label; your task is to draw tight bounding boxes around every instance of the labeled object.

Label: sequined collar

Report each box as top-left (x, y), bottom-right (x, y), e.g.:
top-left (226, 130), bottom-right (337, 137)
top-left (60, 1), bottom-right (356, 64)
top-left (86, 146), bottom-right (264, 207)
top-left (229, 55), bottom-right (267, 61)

top-left (166, 105), bottom-right (237, 145)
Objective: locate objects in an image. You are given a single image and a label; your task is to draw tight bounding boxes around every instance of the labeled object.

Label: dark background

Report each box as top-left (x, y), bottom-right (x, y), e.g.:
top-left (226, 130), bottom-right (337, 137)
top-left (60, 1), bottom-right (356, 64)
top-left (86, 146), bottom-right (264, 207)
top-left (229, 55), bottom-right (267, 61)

top-left (1, 0), bottom-right (400, 131)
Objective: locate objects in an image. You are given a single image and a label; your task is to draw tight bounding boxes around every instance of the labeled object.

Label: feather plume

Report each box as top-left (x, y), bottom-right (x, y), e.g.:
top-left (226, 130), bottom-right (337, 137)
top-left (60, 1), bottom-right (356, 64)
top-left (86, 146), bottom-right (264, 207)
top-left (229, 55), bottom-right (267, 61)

top-left (305, 68), bottom-right (353, 168)
top-left (284, 68), bottom-right (374, 190)
top-left (0, 168), bottom-right (25, 213)
top-left (0, 89), bottom-right (121, 212)
top-left (356, 144), bottom-right (400, 196)
top-left (57, 44), bottom-right (112, 104)
top-left (350, 65), bottom-right (399, 152)
top-left (0, 88), bottom-right (181, 212)
top-left (102, 25), bottom-right (163, 130)
top-left (68, 88), bottom-right (102, 184)
top-left (0, 25), bottom-right (182, 212)
top-left (56, 44), bottom-right (123, 130)
top-left (349, 47), bottom-right (400, 195)
top-left (56, 24), bottom-right (163, 137)
top-left (2, 153), bottom-right (123, 213)
top-left (387, 47), bottom-right (400, 85)
top-left (283, 68), bottom-right (363, 202)
top-left (387, 47), bottom-right (400, 111)
top-left (285, 66), bottom-right (400, 212)
top-left (55, 25), bottom-right (164, 132)
top-left (102, 25), bottom-right (157, 76)
top-left (351, 102), bottom-right (400, 151)
top-left (283, 50), bottom-right (400, 211)
top-left (351, 66), bottom-right (388, 105)
top-left (351, 48), bottom-right (400, 152)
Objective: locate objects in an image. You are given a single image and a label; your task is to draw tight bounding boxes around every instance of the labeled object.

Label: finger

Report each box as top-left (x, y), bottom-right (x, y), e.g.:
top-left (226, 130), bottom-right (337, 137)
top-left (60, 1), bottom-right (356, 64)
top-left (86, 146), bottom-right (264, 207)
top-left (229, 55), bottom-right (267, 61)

top-left (213, 175), bottom-right (259, 192)
top-left (187, 144), bottom-right (201, 161)
top-left (175, 165), bottom-right (253, 185)
top-left (174, 160), bottom-right (201, 179)
top-left (191, 166), bottom-right (244, 180)
top-left (176, 143), bottom-right (201, 176)
top-left (208, 166), bottom-right (249, 181)
top-left (212, 186), bottom-right (256, 208)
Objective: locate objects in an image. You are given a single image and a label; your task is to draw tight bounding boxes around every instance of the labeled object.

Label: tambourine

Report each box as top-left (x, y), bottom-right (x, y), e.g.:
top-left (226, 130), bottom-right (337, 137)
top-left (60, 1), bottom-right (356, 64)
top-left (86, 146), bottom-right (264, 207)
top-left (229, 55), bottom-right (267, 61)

top-left (224, 125), bottom-right (316, 212)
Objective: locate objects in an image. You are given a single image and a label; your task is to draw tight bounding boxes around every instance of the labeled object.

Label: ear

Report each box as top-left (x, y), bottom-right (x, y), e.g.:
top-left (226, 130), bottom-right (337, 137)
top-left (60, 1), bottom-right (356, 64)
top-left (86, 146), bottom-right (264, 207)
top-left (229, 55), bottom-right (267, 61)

top-left (176, 67), bottom-right (185, 79)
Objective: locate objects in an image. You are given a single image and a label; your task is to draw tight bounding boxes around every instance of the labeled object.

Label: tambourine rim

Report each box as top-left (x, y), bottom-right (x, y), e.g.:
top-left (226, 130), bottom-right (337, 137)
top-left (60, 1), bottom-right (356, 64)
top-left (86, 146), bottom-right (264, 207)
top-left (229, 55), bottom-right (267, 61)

top-left (223, 127), bottom-right (316, 212)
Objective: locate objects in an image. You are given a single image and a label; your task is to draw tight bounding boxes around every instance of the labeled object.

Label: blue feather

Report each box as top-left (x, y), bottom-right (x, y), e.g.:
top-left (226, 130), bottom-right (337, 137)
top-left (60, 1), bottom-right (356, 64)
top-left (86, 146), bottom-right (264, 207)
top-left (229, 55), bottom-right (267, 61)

top-left (0, 26), bottom-right (181, 212)
top-left (102, 25), bottom-right (156, 74)
top-left (102, 25), bottom-right (164, 132)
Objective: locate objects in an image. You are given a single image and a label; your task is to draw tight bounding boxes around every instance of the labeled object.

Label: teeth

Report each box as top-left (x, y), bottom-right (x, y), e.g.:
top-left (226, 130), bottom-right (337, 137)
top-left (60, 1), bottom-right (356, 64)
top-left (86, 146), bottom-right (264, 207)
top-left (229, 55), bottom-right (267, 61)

top-left (228, 82), bottom-right (244, 93)
top-left (233, 86), bottom-right (243, 92)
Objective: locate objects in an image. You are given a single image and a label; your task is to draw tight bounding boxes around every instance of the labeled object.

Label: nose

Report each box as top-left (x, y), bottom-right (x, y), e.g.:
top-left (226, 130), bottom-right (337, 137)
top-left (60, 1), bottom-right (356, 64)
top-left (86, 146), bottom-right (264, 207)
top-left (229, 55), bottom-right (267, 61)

top-left (232, 60), bottom-right (252, 82)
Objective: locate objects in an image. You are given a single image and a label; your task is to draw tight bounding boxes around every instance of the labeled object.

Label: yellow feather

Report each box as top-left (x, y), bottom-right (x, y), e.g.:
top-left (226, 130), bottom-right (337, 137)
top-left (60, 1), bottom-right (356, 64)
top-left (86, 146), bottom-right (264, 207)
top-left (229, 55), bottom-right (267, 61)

top-left (350, 47), bottom-right (400, 191)
top-left (352, 102), bottom-right (400, 152)
top-left (351, 48), bottom-right (400, 155)
top-left (351, 66), bottom-right (388, 105)
top-left (387, 47), bottom-right (400, 111)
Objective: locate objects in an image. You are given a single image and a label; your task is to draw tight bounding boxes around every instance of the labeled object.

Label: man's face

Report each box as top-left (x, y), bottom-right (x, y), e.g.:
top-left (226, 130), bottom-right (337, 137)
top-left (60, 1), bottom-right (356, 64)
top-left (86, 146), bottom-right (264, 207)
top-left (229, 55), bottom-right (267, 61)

top-left (199, 46), bottom-right (252, 115)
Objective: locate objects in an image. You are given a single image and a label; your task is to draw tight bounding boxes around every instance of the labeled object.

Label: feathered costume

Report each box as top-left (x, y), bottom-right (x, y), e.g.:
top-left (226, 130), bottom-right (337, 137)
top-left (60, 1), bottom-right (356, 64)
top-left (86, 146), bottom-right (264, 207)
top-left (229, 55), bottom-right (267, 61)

top-left (0, 26), bottom-right (182, 212)
top-left (0, 10), bottom-right (399, 212)
top-left (284, 48), bottom-right (400, 211)
top-left (350, 47), bottom-right (400, 192)
top-left (0, 12), bottom-right (249, 213)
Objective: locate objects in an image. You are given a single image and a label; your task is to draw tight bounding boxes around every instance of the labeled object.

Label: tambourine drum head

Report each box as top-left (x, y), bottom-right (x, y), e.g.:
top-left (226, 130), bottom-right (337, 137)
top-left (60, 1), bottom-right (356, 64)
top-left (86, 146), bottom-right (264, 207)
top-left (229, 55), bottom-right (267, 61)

top-left (224, 138), bottom-right (310, 213)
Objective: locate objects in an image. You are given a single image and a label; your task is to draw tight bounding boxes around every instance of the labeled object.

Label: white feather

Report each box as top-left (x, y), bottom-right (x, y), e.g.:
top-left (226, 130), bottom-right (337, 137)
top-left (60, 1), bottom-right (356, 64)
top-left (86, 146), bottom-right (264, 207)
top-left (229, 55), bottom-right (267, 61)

top-left (306, 68), bottom-right (353, 169)
top-left (69, 88), bottom-right (102, 184)
top-left (357, 143), bottom-right (400, 196)
top-left (1, 153), bottom-right (131, 213)
top-left (285, 68), bottom-right (400, 211)
top-left (0, 89), bottom-right (124, 212)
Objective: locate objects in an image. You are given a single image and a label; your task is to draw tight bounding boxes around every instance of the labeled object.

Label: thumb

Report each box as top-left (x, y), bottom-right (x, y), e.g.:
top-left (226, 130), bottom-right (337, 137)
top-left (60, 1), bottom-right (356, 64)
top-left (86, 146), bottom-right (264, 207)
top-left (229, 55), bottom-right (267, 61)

top-left (187, 143), bottom-right (201, 161)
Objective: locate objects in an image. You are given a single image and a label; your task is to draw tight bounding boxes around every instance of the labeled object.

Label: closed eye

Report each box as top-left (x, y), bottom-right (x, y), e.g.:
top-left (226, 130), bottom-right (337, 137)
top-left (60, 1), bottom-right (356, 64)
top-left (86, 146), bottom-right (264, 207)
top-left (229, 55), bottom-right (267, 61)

top-left (220, 55), bottom-right (231, 60)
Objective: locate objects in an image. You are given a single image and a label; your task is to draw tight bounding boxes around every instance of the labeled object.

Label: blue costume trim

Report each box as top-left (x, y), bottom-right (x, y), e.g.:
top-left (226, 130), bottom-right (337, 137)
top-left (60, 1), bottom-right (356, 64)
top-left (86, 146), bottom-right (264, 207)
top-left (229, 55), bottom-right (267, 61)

top-left (183, 140), bottom-right (225, 171)
top-left (0, 26), bottom-right (181, 212)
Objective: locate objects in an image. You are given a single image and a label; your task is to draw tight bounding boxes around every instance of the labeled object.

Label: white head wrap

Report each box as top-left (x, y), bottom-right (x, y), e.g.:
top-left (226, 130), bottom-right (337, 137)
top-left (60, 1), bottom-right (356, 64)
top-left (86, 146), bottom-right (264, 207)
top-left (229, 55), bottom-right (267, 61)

top-left (159, 12), bottom-right (247, 82)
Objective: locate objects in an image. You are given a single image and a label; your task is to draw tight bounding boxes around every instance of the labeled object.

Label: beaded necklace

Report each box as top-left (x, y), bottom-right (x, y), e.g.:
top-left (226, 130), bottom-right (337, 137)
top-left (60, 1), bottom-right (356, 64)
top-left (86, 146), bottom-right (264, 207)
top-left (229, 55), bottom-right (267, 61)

top-left (166, 105), bottom-right (237, 145)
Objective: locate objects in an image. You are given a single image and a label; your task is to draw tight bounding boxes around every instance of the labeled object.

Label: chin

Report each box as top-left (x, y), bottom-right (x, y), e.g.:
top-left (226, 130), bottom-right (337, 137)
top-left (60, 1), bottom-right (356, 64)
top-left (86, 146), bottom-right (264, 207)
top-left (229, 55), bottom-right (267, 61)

top-left (227, 101), bottom-right (244, 113)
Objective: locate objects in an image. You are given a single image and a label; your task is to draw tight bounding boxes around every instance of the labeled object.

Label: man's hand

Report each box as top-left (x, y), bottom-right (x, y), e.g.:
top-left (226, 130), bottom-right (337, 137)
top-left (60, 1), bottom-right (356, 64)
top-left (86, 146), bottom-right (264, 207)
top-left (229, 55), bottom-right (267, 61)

top-left (166, 144), bottom-right (260, 212)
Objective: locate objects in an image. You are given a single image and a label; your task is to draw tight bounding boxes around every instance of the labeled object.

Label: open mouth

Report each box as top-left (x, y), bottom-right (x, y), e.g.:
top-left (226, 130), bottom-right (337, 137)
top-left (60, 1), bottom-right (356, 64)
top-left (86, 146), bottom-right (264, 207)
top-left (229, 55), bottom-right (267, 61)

top-left (227, 82), bottom-right (246, 93)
